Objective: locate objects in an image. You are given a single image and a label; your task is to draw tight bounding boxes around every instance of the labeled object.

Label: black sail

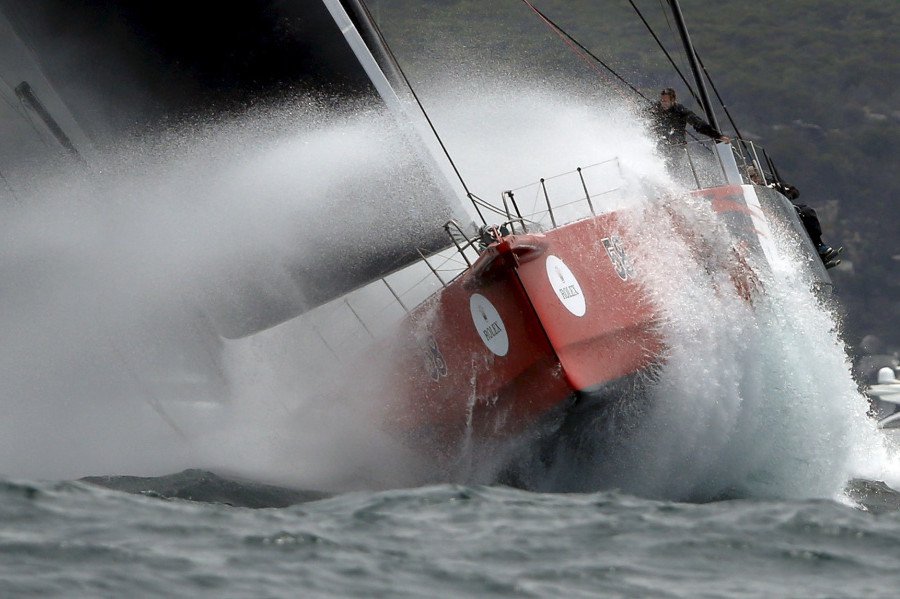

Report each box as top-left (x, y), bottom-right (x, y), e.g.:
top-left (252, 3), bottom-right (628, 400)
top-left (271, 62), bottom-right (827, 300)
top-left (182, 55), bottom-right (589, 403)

top-left (0, 0), bottom-right (473, 337)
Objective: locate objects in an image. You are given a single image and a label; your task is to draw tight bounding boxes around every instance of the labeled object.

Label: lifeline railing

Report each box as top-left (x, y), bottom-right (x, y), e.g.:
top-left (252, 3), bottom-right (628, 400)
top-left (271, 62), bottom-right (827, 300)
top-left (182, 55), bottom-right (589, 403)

top-left (496, 156), bottom-right (625, 232)
top-left (299, 157), bottom-right (628, 357)
top-left (413, 155), bottom-right (627, 287)
top-left (675, 138), bottom-right (783, 189)
top-left (730, 139), bottom-right (783, 186)
top-left (303, 142), bottom-right (790, 357)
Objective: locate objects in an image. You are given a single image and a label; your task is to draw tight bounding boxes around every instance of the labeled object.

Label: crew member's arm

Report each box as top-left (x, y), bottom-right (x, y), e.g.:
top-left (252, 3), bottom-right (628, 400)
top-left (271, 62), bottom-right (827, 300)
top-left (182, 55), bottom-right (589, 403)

top-left (684, 108), bottom-right (730, 143)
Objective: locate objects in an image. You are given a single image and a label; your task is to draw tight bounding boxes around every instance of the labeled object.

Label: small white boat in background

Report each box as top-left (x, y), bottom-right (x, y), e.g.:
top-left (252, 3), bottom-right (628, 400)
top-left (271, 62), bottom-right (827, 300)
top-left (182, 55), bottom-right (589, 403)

top-left (868, 367), bottom-right (900, 429)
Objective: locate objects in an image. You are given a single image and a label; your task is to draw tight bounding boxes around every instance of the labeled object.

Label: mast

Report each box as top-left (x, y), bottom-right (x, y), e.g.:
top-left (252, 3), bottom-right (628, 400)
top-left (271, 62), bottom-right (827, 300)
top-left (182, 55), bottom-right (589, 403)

top-left (333, 0), bottom-right (407, 91)
top-left (667, 0), bottom-right (720, 132)
top-left (321, 0), bottom-right (476, 229)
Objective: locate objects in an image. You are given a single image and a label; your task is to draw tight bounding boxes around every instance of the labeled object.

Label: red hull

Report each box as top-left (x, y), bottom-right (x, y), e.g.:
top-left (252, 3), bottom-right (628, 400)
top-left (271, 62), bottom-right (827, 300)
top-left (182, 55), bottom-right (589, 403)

top-left (374, 185), bottom-right (779, 455)
top-left (381, 212), bottom-right (663, 451)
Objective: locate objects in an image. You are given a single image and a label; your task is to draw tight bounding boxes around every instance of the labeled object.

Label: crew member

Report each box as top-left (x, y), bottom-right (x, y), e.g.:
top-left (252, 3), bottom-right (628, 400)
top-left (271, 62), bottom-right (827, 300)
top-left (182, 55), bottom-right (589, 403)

top-left (649, 88), bottom-right (731, 146)
top-left (745, 166), bottom-right (841, 268)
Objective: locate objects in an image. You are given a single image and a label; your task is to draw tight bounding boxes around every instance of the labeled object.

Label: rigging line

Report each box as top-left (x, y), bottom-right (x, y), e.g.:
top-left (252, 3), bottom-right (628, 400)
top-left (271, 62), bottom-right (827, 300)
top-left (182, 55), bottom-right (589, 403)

top-left (520, 0), bottom-right (649, 103)
top-left (627, 0), bottom-right (699, 105)
top-left (469, 195), bottom-right (512, 218)
top-left (766, 155), bottom-right (786, 186)
top-left (694, 50), bottom-right (747, 144)
top-left (0, 74), bottom-right (54, 149)
top-left (355, 0), bottom-right (486, 225)
top-left (658, 0), bottom-right (685, 78)
top-left (393, 264), bottom-right (446, 300)
top-left (521, 2), bottom-right (615, 82)
top-left (657, 0), bottom-right (674, 32)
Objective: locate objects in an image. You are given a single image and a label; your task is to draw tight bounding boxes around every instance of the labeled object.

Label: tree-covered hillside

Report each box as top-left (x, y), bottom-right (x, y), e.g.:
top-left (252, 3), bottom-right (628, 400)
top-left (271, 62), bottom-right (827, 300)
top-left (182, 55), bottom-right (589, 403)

top-left (368, 0), bottom-right (899, 351)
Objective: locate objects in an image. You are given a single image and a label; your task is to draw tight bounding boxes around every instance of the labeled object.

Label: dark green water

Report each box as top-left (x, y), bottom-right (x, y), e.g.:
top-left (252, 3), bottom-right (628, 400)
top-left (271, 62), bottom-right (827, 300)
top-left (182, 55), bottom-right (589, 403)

top-left (2, 470), bottom-right (899, 598)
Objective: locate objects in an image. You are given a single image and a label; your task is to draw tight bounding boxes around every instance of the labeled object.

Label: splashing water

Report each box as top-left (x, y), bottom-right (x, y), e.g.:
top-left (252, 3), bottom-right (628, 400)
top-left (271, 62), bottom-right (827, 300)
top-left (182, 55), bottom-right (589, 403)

top-left (0, 95), bottom-right (446, 485)
top-left (621, 195), bottom-right (877, 500)
top-left (0, 74), bottom-right (895, 499)
top-left (521, 184), bottom-right (893, 501)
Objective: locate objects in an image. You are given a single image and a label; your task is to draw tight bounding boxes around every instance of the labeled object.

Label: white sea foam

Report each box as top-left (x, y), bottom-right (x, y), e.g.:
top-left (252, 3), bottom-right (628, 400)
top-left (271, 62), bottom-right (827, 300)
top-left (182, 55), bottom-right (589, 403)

top-left (608, 194), bottom-right (882, 501)
top-left (0, 97), bottom-right (441, 484)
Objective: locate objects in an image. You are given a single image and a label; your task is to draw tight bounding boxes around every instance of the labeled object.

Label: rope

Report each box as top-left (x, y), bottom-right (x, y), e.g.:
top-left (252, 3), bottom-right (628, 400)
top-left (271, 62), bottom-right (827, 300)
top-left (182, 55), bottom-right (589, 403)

top-left (657, 0), bottom-right (674, 33)
top-left (520, 0), bottom-right (649, 103)
top-left (469, 193), bottom-right (512, 218)
top-left (694, 50), bottom-right (747, 147)
top-left (356, 0), bottom-right (486, 224)
top-left (628, 0), bottom-right (700, 105)
top-left (658, 0), bottom-right (680, 61)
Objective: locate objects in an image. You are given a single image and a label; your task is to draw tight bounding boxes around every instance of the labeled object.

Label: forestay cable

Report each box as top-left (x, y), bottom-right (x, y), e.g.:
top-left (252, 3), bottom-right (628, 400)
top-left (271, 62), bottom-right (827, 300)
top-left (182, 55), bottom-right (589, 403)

top-left (520, 0), bottom-right (650, 103)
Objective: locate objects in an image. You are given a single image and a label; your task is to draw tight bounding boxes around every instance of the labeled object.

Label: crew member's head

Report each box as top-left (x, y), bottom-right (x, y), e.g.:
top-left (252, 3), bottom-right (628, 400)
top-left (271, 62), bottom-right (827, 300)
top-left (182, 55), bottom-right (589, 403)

top-left (660, 88), bottom-right (676, 110)
top-left (746, 165), bottom-right (764, 185)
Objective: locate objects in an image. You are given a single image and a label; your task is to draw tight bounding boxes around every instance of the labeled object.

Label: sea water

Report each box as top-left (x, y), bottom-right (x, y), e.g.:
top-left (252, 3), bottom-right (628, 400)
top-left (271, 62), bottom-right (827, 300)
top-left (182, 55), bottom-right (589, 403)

top-left (2, 473), bottom-right (900, 598)
top-left (1, 76), bottom-right (899, 597)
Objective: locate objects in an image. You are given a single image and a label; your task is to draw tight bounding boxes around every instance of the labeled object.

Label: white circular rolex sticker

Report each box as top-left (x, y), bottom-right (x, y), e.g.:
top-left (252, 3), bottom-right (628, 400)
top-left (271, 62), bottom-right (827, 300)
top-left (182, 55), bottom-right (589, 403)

top-left (469, 293), bottom-right (509, 356)
top-left (545, 255), bottom-right (586, 317)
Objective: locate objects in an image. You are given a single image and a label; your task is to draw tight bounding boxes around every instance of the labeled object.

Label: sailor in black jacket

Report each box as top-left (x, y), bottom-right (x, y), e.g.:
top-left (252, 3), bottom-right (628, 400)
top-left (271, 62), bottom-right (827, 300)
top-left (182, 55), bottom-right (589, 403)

top-left (649, 88), bottom-right (730, 145)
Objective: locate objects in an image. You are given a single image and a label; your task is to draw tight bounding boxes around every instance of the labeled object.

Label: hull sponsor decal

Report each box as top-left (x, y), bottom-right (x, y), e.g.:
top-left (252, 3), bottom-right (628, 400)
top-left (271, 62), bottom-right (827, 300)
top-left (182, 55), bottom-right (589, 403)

top-left (469, 293), bottom-right (509, 357)
top-left (421, 332), bottom-right (448, 381)
top-left (545, 255), bottom-right (586, 317)
top-left (601, 235), bottom-right (634, 281)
